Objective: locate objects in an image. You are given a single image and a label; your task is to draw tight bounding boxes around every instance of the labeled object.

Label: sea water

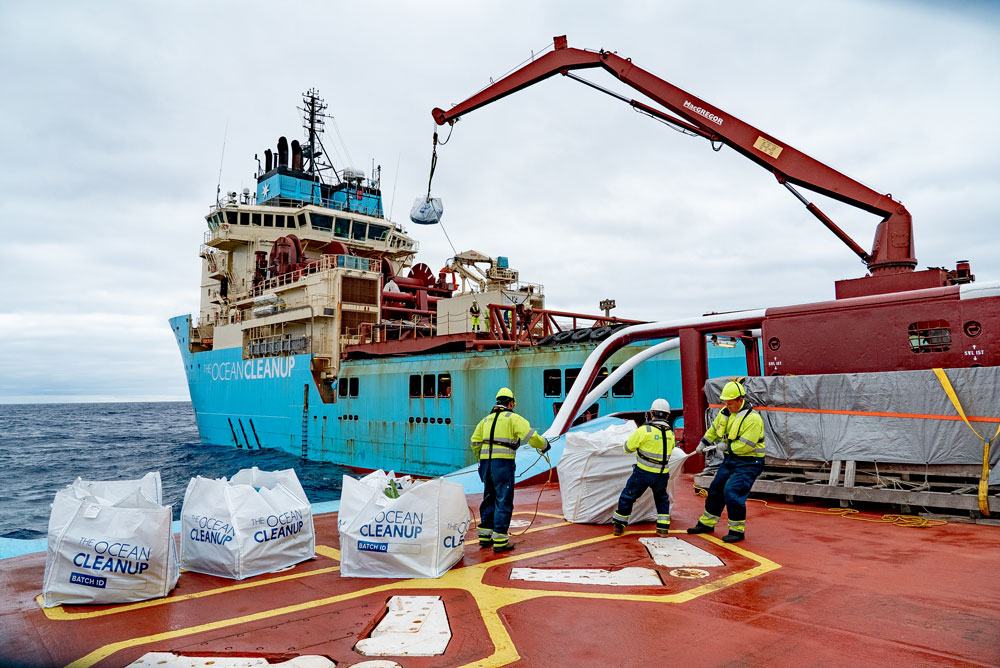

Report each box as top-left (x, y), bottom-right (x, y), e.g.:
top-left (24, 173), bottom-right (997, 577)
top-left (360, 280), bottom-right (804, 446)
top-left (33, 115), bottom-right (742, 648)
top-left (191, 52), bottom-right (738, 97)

top-left (0, 402), bottom-right (349, 540)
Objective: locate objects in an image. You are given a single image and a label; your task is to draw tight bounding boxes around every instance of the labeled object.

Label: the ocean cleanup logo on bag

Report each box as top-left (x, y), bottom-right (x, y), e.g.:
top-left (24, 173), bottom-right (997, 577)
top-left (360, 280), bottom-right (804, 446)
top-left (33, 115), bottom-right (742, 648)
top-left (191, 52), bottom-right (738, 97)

top-left (442, 518), bottom-right (470, 549)
top-left (205, 357), bottom-right (296, 382)
top-left (188, 515), bottom-right (236, 545)
top-left (72, 536), bottom-right (152, 576)
top-left (358, 510), bottom-right (423, 539)
top-left (253, 509), bottom-right (306, 543)
top-left (70, 572), bottom-right (107, 588)
top-left (357, 540), bottom-right (389, 553)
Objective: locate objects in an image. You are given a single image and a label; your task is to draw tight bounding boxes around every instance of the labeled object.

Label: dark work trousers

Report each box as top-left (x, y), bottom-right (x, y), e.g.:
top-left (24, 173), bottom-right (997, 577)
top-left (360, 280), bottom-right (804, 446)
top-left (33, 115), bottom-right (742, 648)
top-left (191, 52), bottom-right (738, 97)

top-left (478, 458), bottom-right (516, 535)
top-left (704, 455), bottom-right (765, 522)
top-left (615, 466), bottom-right (670, 523)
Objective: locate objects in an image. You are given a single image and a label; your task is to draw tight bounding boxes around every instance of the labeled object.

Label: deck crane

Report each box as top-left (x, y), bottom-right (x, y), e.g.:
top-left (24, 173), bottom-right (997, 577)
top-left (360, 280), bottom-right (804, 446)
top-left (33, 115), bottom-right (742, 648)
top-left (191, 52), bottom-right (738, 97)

top-left (433, 35), bottom-right (973, 299)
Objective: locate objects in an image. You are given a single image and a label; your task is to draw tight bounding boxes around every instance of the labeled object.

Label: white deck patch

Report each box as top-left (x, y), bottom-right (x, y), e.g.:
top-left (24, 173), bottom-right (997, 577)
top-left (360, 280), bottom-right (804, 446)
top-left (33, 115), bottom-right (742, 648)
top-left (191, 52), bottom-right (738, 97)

top-left (640, 537), bottom-right (724, 567)
top-left (127, 654), bottom-right (334, 667)
top-left (510, 567), bottom-right (662, 586)
top-left (354, 595), bottom-right (451, 657)
top-left (508, 518), bottom-right (532, 528)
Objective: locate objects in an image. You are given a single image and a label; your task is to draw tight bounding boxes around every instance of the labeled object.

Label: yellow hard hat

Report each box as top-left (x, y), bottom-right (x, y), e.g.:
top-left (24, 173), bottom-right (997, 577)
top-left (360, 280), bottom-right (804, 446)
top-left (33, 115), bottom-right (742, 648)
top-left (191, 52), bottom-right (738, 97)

top-left (720, 381), bottom-right (745, 401)
top-left (496, 387), bottom-right (516, 403)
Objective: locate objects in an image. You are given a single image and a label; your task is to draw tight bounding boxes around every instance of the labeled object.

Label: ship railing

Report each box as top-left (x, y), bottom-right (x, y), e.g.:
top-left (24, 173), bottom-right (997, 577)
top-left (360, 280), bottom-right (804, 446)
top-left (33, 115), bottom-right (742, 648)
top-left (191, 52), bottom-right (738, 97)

top-left (227, 254), bottom-right (375, 302)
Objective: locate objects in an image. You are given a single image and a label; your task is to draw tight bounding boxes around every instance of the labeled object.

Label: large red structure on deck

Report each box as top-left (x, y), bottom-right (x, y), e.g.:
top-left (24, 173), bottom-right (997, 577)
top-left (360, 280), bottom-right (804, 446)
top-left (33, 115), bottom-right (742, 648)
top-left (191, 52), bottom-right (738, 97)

top-left (432, 35), bottom-right (996, 445)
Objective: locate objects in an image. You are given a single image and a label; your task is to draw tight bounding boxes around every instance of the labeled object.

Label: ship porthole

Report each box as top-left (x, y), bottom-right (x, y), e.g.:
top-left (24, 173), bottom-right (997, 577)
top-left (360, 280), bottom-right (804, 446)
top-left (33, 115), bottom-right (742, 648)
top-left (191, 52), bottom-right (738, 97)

top-left (445, 418), bottom-right (452, 425)
top-left (408, 417), bottom-right (414, 424)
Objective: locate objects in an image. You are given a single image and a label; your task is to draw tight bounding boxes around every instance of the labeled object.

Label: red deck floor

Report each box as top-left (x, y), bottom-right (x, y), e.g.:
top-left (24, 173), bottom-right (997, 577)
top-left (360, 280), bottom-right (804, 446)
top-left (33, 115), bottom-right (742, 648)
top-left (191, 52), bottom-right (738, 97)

top-left (2, 475), bottom-right (999, 668)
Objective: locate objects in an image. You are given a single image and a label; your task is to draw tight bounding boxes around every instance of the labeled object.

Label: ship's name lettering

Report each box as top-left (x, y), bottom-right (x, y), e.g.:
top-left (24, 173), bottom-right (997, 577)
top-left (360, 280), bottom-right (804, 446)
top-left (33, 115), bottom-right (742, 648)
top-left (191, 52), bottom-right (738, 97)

top-left (207, 358), bottom-right (296, 382)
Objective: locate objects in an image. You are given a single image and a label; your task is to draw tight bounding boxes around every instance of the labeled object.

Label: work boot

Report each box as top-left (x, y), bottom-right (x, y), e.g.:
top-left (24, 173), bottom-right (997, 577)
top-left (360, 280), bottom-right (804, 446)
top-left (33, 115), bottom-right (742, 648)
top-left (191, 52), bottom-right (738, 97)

top-left (493, 542), bottom-right (515, 554)
top-left (612, 522), bottom-right (625, 536)
top-left (722, 531), bottom-right (745, 543)
top-left (656, 528), bottom-right (670, 538)
top-left (478, 539), bottom-right (493, 549)
top-left (687, 523), bottom-right (714, 534)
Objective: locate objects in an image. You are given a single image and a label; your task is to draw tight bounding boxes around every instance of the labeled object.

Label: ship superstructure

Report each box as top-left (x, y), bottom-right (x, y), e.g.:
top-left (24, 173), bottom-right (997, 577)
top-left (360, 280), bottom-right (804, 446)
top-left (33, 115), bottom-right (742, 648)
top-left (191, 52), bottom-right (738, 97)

top-left (174, 89), bottom-right (749, 475)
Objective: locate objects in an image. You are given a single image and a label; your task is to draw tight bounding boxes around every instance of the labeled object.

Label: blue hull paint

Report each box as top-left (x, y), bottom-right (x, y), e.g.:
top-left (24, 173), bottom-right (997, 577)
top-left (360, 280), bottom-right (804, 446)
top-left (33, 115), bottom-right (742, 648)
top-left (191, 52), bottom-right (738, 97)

top-left (171, 315), bottom-right (749, 476)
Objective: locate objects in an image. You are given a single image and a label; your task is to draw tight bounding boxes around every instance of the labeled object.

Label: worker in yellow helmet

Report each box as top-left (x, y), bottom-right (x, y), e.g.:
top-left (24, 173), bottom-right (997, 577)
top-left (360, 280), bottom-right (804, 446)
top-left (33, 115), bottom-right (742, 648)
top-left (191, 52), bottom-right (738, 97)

top-left (469, 387), bottom-right (550, 553)
top-left (687, 379), bottom-right (766, 543)
top-left (611, 398), bottom-right (675, 537)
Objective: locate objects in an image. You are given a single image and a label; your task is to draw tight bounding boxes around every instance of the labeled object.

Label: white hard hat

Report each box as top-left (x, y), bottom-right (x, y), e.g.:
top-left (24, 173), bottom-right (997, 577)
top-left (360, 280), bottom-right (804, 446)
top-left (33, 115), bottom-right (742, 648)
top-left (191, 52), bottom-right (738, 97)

top-left (649, 398), bottom-right (670, 413)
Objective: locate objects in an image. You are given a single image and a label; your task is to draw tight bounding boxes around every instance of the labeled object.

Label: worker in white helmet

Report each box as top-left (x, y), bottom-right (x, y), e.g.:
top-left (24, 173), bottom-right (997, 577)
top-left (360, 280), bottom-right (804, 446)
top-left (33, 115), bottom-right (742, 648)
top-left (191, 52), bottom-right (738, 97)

top-left (688, 379), bottom-right (766, 543)
top-left (611, 398), bottom-right (675, 537)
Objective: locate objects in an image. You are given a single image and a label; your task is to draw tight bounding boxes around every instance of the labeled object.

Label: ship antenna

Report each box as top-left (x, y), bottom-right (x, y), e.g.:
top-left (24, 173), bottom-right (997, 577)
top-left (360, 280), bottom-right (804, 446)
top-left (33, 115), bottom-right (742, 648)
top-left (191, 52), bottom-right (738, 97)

top-left (215, 119), bottom-right (229, 206)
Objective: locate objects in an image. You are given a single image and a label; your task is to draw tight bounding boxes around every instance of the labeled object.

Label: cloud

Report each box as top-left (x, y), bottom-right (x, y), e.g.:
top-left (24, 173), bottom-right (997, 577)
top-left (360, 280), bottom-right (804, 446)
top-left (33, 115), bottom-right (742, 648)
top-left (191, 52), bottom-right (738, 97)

top-left (0, 0), bottom-right (997, 403)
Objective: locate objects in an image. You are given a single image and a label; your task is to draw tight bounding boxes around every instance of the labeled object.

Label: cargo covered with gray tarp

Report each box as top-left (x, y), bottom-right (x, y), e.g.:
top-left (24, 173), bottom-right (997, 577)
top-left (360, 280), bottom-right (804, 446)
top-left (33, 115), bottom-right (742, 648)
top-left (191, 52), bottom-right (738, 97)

top-left (705, 367), bottom-right (999, 483)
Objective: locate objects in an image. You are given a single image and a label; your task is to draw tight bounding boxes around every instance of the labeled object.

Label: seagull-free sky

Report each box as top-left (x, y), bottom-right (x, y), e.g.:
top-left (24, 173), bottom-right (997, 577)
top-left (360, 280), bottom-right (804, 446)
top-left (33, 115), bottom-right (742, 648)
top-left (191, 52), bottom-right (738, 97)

top-left (0, 0), bottom-right (997, 403)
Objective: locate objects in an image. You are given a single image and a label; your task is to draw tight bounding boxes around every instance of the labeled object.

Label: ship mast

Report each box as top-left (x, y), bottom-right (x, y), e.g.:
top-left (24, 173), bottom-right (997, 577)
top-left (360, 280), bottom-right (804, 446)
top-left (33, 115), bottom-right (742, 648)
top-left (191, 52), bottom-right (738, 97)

top-left (300, 89), bottom-right (341, 184)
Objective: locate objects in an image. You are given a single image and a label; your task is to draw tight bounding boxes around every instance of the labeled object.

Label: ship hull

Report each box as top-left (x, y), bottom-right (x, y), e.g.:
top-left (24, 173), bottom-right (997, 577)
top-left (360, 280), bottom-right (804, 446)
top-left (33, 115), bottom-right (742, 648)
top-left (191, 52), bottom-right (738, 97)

top-left (171, 315), bottom-right (749, 476)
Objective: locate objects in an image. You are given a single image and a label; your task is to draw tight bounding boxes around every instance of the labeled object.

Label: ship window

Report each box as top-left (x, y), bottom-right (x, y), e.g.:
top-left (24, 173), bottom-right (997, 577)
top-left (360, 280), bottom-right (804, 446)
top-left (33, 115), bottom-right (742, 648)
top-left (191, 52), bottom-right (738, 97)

top-left (611, 366), bottom-right (634, 397)
top-left (409, 374), bottom-right (421, 398)
top-left (251, 213), bottom-right (262, 226)
top-left (349, 377), bottom-right (359, 397)
top-left (275, 215), bottom-right (285, 228)
top-left (368, 224), bottom-right (389, 241)
top-left (438, 374), bottom-right (452, 398)
top-left (908, 320), bottom-right (952, 353)
top-left (263, 214), bottom-right (273, 227)
top-left (339, 381), bottom-right (349, 398)
top-left (564, 368), bottom-right (581, 393)
top-left (239, 212), bottom-right (250, 226)
top-left (423, 374), bottom-right (436, 397)
top-left (311, 213), bottom-right (333, 231)
top-left (596, 366), bottom-right (609, 397)
top-left (297, 213), bottom-right (306, 228)
top-left (352, 221), bottom-right (367, 241)
top-left (226, 211), bottom-right (237, 226)
top-left (543, 369), bottom-right (561, 397)
top-left (335, 217), bottom-right (351, 238)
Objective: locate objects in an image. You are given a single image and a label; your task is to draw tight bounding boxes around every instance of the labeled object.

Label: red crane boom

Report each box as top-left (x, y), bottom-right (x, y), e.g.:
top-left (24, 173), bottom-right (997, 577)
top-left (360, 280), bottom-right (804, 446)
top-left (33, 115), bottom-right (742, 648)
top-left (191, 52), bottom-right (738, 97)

top-left (433, 36), bottom-right (970, 295)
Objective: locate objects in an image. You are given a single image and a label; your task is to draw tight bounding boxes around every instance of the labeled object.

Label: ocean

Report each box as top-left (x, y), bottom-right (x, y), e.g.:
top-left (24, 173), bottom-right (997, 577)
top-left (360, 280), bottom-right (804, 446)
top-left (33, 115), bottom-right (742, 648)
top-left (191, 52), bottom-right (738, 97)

top-left (0, 401), bottom-right (349, 540)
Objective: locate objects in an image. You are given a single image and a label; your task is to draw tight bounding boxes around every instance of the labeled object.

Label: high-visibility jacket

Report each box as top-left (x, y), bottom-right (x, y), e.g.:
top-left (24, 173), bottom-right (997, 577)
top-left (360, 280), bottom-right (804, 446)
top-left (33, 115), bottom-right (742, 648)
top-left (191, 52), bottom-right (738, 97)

top-left (701, 400), bottom-right (766, 458)
top-left (470, 407), bottom-right (547, 460)
top-left (624, 421), bottom-right (676, 474)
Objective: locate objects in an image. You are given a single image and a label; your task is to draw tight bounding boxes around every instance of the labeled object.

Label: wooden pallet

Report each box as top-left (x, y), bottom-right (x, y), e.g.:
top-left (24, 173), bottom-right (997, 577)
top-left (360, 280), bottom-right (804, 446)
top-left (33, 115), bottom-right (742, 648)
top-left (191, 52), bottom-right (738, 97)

top-left (692, 458), bottom-right (999, 515)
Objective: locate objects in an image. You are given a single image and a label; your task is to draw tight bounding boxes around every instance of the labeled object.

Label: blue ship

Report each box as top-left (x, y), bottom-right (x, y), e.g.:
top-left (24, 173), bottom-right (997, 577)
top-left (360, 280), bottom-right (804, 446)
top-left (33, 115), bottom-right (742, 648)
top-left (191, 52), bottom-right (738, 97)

top-left (171, 91), bottom-right (749, 476)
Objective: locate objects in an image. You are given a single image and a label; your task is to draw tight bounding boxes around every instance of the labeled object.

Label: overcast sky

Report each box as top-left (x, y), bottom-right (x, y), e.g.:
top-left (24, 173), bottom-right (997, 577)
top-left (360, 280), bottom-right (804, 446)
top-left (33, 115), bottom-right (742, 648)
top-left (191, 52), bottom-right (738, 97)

top-left (0, 1), bottom-right (997, 403)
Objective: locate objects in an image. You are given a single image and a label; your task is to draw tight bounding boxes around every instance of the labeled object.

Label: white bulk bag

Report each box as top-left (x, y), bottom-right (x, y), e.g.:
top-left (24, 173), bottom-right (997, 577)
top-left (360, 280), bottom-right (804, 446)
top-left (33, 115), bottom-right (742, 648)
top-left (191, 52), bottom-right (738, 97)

top-left (339, 471), bottom-right (469, 579)
top-left (409, 196), bottom-right (444, 225)
top-left (41, 471), bottom-right (178, 607)
top-left (559, 421), bottom-right (689, 524)
top-left (180, 467), bottom-right (315, 580)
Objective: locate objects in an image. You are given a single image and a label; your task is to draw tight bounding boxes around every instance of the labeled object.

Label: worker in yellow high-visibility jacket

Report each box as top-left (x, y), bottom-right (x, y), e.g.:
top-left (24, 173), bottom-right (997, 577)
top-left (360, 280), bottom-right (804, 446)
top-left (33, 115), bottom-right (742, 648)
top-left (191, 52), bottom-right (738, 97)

top-left (470, 387), bottom-right (549, 553)
top-left (612, 398), bottom-right (675, 537)
top-left (687, 379), bottom-right (766, 543)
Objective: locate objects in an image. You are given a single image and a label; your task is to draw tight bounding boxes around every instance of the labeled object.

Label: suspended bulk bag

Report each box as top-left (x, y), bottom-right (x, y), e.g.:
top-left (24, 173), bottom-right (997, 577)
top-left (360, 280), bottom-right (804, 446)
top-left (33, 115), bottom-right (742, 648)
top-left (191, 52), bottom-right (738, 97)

top-left (180, 467), bottom-right (315, 580)
top-left (41, 471), bottom-right (179, 607)
top-left (409, 196), bottom-right (444, 225)
top-left (559, 421), bottom-right (689, 524)
top-left (339, 470), bottom-right (470, 579)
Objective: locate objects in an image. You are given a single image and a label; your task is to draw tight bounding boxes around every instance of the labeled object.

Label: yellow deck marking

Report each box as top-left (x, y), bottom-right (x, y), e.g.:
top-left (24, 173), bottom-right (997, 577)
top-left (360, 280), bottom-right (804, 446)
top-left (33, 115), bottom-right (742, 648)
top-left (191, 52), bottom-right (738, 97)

top-left (39, 545), bottom-right (341, 620)
top-left (61, 524), bottom-right (779, 668)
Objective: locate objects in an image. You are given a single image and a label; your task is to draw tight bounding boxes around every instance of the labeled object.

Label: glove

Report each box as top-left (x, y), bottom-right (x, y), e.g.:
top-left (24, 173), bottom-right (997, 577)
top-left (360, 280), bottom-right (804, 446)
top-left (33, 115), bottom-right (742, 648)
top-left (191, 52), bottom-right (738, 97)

top-left (541, 442), bottom-right (552, 454)
top-left (695, 439), bottom-right (711, 455)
